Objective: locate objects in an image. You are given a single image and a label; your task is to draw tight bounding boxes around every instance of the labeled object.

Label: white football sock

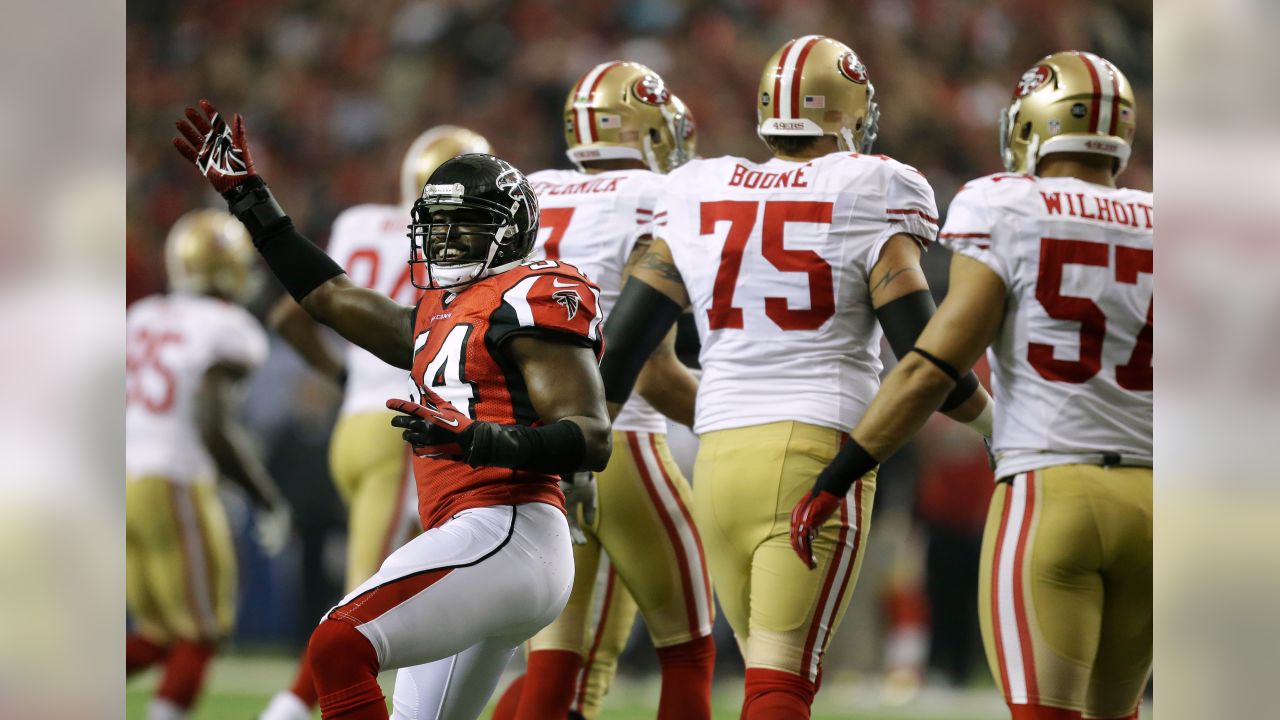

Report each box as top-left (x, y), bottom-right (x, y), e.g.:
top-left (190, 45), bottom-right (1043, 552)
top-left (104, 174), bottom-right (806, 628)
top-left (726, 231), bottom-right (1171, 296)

top-left (259, 690), bottom-right (312, 720)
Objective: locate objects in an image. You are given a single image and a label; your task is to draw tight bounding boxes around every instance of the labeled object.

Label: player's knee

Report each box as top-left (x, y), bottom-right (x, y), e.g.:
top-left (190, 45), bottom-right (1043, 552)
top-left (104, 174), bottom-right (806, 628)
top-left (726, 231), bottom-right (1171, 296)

top-left (306, 618), bottom-right (380, 684)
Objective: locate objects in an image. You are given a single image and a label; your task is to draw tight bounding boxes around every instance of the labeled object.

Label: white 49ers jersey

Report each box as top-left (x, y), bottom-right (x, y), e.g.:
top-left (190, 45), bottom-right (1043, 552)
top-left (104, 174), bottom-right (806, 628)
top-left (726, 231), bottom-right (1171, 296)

top-left (527, 168), bottom-right (667, 433)
top-left (657, 152), bottom-right (939, 434)
top-left (326, 204), bottom-right (421, 417)
top-left (126, 293), bottom-right (268, 484)
top-left (940, 173), bottom-right (1153, 477)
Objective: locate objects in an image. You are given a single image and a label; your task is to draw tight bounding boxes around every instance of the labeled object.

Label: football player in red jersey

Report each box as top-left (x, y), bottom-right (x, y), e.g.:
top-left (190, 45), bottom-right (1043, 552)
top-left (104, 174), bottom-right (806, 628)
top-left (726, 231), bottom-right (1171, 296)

top-left (173, 100), bottom-right (611, 720)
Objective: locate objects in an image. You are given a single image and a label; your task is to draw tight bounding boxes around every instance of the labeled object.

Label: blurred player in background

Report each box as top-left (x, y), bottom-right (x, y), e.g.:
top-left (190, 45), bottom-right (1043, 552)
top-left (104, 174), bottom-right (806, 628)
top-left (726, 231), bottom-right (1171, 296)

top-left (789, 51), bottom-right (1152, 720)
top-left (126, 209), bottom-right (290, 720)
top-left (492, 64), bottom-right (712, 720)
top-left (175, 100), bottom-right (612, 719)
top-left (601, 36), bottom-right (992, 719)
top-left (261, 125), bottom-right (492, 720)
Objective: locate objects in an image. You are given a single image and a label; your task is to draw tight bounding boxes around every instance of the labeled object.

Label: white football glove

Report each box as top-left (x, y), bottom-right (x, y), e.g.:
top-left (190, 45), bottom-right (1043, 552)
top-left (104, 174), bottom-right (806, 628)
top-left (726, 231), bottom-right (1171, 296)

top-left (560, 472), bottom-right (597, 546)
top-left (255, 503), bottom-right (292, 556)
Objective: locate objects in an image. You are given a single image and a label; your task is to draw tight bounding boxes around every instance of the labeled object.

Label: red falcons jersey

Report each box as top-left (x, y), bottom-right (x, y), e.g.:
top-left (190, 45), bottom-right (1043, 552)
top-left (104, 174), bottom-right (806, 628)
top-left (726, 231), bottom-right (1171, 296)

top-left (408, 259), bottom-right (604, 530)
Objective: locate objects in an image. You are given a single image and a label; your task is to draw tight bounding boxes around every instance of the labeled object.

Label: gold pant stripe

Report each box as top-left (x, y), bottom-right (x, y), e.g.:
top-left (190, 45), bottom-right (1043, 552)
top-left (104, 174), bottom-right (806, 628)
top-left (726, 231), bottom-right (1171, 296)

top-left (989, 471), bottom-right (1039, 704)
top-left (167, 482), bottom-right (218, 639)
top-left (626, 431), bottom-right (714, 638)
top-left (801, 477), bottom-right (864, 681)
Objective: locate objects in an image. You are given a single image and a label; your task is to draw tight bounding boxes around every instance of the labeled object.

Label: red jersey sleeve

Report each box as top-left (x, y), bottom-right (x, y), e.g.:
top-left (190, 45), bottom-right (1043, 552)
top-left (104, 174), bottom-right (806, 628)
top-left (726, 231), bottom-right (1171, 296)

top-left (490, 266), bottom-right (604, 359)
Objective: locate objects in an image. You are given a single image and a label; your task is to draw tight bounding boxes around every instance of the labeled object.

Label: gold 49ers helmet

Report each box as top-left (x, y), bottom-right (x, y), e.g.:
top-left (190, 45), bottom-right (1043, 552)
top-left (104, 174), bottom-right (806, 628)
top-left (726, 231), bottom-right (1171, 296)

top-left (1000, 51), bottom-right (1137, 175)
top-left (564, 61), bottom-right (691, 174)
top-left (400, 125), bottom-right (493, 207)
top-left (757, 35), bottom-right (880, 153)
top-left (164, 208), bottom-right (255, 299)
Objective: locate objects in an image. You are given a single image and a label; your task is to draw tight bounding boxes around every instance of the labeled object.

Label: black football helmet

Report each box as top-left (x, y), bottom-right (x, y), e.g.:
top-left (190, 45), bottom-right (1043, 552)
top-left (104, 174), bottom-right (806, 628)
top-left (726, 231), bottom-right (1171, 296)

top-left (408, 153), bottom-right (540, 290)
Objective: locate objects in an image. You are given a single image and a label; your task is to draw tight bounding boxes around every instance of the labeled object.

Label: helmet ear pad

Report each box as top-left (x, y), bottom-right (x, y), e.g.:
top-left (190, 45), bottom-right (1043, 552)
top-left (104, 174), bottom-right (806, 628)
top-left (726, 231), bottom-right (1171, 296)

top-left (407, 154), bottom-right (540, 290)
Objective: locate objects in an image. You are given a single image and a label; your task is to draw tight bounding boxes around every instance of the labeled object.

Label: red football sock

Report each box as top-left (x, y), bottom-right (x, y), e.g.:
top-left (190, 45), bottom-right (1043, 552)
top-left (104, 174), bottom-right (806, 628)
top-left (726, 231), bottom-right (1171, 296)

top-left (155, 640), bottom-right (217, 710)
top-left (290, 656), bottom-right (320, 707)
top-left (126, 633), bottom-right (169, 676)
top-left (1009, 705), bottom-right (1082, 720)
top-left (513, 650), bottom-right (582, 720)
top-left (741, 667), bottom-right (815, 720)
top-left (490, 674), bottom-right (524, 720)
top-left (655, 635), bottom-right (715, 720)
top-left (307, 619), bottom-right (386, 719)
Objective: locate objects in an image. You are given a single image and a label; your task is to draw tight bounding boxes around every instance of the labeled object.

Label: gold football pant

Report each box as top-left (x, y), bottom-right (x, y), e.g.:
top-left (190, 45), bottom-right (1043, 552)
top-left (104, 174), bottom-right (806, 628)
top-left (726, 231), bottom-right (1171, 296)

top-left (329, 411), bottom-right (419, 590)
top-left (694, 421), bottom-right (876, 681)
top-left (530, 430), bottom-right (712, 657)
top-left (979, 466), bottom-right (1152, 718)
top-left (126, 476), bottom-right (236, 643)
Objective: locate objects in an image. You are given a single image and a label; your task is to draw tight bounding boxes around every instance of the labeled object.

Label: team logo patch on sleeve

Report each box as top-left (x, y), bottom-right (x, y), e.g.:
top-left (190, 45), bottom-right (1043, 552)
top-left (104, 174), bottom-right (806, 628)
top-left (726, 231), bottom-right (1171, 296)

top-left (552, 288), bottom-right (582, 320)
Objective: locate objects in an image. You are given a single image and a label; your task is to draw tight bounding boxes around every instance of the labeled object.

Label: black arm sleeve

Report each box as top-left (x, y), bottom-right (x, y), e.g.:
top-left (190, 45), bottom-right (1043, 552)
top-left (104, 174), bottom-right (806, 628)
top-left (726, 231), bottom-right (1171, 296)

top-left (873, 290), bottom-right (980, 412)
top-left (466, 419), bottom-right (586, 476)
top-left (599, 279), bottom-right (683, 405)
top-left (813, 438), bottom-right (879, 497)
top-left (223, 176), bottom-right (345, 302)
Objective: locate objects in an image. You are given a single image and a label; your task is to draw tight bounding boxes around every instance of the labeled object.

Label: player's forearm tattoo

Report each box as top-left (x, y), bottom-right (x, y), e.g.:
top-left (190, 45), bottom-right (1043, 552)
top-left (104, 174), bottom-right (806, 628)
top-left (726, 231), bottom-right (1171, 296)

top-left (636, 253), bottom-right (684, 283)
top-left (870, 266), bottom-right (922, 294)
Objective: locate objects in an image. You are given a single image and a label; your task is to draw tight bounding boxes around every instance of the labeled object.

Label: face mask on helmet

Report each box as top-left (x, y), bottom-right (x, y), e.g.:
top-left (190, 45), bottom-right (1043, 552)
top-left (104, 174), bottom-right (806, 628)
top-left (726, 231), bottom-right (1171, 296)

top-left (405, 154), bottom-right (540, 290)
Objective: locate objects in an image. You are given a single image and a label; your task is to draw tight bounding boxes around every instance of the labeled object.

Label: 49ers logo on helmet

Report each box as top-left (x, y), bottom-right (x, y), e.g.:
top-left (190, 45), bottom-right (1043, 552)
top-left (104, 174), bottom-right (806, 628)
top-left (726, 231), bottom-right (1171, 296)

top-left (837, 52), bottom-right (869, 84)
top-left (633, 75), bottom-right (670, 106)
top-left (1015, 65), bottom-right (1052, 97)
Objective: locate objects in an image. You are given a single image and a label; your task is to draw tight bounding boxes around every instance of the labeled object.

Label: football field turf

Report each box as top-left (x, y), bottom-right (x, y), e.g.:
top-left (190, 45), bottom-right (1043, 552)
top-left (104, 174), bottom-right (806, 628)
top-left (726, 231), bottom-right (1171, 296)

top-left (126, 653), bottom-right (1152, 719)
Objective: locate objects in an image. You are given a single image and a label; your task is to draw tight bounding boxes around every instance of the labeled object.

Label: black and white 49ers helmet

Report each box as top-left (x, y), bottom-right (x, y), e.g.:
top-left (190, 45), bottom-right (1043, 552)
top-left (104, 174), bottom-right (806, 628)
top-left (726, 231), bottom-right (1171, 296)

top-left (407, 154), bottom-right (540, 290)
top-left (757, 35), bottom-right (880, 153)
top-left (1000, 51), bottom-right (1137, 175)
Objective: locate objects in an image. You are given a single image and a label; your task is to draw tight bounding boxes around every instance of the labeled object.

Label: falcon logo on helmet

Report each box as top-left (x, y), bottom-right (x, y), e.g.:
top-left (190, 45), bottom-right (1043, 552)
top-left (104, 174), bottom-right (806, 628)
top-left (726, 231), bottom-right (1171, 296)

top-left (552, 289), bottom-right (582, 320)
top-left (837, 52), bottom-right (869, 84)
top-left (1015, 66), bottom-right (1052, 97)
top-left (633, 75), bottom-right (670, 106)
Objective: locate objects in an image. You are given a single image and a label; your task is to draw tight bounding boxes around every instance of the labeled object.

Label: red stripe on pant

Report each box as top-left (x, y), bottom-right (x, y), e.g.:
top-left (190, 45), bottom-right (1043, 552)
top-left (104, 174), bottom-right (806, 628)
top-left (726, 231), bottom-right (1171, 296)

top-left (1012, 472), bottom-right (1039, 701)
top-left (646, 434), bottom-right (712, 628)
top-left (990, 480), bottom-right (1015, 698)
top-left (573, 567), bottom-right (618, 711)
top-left (799, 486), bottom-right (856, 682)
top-left (627, 432), bottom-right (701, 637)
top-left (166, 483), bottom-right (216, 640)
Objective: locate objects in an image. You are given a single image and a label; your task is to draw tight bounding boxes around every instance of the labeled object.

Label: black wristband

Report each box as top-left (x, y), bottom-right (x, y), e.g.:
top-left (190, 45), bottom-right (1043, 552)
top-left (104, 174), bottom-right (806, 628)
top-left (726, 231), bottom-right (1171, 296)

top-left (465, 419), bottom-right (587, 475)
top-left (939, 371), bottom-right (980, 412)
top-left (222, 177), bottom-right (345, 302)
top-left (600, 279), bottom-right (683, 405)
top-left (223, 176), bottom-right (288, 241)
top-left (814, 438), bottom-right (879, 497)
top-left (909, 346), bottom-right (960, 381)
top-left (874, 290), bottom-right (937, 360)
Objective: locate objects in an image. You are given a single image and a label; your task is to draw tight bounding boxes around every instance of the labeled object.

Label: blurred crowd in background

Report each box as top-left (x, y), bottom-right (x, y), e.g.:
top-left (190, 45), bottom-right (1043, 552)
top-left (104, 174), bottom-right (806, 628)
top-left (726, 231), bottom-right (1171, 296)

top-left (127, 0), bottom-right (1152, 691)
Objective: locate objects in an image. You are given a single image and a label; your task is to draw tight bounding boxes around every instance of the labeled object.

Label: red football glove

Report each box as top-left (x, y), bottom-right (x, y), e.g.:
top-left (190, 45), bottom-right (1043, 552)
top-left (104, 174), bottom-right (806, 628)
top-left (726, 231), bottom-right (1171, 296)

top-left (172, 99), bottom-right (257, 194)
top-left (387, 390), bottom-right (476, 459)
top-left (789, 489), bottom-right (842, 570)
